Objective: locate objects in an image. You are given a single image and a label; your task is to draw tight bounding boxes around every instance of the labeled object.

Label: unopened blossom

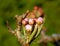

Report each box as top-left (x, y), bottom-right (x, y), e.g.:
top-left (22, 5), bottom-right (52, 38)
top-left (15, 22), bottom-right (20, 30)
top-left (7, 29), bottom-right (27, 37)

top-left (34, 6), bottom-right (38, 10)
top-left (24, 18), bottom-right (28, 22)
top-left (30, 12), bottom-right (35, 18)
top-left (38, 8), bottom-right (43, 15)
top-left (36, 17), bottom-right (43, 24)
top-left (29, 18), bottom-right (34, 25)
top-left (33, 6), bottom-right (38, 15)
top-left (22, 20), bottom-right (27, 25)
top-left (25, 24), bottom-right (32, 31)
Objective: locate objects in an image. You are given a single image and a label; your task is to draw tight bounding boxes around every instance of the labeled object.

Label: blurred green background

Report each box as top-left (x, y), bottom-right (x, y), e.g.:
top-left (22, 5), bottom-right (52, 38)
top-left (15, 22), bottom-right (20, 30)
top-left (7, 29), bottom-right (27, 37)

top-left (0, 0), bottom-right (60, 46)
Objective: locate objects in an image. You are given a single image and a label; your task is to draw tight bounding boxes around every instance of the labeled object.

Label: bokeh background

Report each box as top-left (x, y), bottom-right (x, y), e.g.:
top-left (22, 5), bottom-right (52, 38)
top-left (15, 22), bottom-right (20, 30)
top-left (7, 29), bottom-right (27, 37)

top-left (0, 0), bottom-right (60, 46)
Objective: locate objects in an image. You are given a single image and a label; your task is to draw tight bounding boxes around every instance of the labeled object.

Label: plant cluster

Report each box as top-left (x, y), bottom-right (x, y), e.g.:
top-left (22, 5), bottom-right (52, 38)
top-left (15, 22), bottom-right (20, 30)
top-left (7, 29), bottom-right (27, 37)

top-left (7, 6), bottom-right (45, 46)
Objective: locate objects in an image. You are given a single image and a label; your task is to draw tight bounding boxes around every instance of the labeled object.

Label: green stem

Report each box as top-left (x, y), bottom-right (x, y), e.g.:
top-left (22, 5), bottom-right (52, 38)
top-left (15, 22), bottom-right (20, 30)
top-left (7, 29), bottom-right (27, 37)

top-left (35, 24), bottom-right (43, 38)
top-left (35, 17), bottom-right (46, 38)
top-left (28, 24), bottom-right (38, 43)
top-left (22, 25), bottom-right (26, 36)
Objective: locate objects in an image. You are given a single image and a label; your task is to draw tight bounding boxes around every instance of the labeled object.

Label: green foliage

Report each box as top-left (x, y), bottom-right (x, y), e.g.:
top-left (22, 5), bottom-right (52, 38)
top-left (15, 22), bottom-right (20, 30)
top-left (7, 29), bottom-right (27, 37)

top-left (0, 0), bottom-right (60, 46)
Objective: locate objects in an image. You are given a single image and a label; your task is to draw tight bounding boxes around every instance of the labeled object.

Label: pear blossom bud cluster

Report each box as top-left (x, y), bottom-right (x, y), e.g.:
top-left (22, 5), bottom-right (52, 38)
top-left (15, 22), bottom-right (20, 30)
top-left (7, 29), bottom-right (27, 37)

top-left (7, 6), bottom-right (45, 45)
top-left (21, 6), bottom-right (45, 32)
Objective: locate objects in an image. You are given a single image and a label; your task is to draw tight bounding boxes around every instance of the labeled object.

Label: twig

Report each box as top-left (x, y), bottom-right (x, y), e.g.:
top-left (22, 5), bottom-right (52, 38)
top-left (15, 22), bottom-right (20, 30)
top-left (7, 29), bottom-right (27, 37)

top-left (38, 27), bottom-right (60, 46)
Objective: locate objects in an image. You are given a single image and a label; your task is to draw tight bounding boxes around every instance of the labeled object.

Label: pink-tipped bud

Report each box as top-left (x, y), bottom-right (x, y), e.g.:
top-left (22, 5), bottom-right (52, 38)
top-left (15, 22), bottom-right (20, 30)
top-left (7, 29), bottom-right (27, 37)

top-left (22, 20), bottom-right (27, 25)
top-left (24, 18), bottom-right (28, 22)
top-left (36, 17), bottom-right (43, 24)
top-left (29, 18), bottom-right (34, 25)
top-left (25, 24), bottom-right (32, 31)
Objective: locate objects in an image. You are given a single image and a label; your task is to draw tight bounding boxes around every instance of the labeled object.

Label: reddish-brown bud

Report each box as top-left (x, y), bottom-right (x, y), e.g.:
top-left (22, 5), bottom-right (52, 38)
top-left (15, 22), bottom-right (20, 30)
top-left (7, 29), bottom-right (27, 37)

top-left (34, 6), bottom-right (38, 10)
top-left (38, 8), bottom-right (43, 15)
top-left (30, 12), bottom-right (35, 18)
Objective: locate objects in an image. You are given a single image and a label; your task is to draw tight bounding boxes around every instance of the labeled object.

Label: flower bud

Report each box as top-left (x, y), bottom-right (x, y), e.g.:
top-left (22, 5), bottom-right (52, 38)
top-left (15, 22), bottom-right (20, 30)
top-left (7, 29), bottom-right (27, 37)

top-left (24, 18), bottom-right (28, 22)
top-left (36, 17), bottom-right (43, 24)
top-left (36, 8), bottom-right (43, 17)
top-left (29, 18), bottom-right (34, 25)
top-left (34, 6), bottom-right (38, 10)
top-left (38, 8), bottom-right (43, 15)
top-left (25, 24), bottom-right (32, 31)
top-left (30, 12), bottom-right (35, 18)
top-left (22, 20), bottom-right (27, 25)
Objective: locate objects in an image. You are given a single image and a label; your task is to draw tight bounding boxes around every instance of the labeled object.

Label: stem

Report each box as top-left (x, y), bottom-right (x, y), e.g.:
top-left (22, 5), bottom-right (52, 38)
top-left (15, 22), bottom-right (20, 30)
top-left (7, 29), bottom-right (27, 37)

top-left (22, 43), bottom-right (29, 46)
top-left (22, 25), bottom-right (26, 36)
top-left (43, 43), bottom-right (47, 46)
top-left (28, 24), bottom-right (38, 43)
top-left (35, 24), bottom-right (43, 38)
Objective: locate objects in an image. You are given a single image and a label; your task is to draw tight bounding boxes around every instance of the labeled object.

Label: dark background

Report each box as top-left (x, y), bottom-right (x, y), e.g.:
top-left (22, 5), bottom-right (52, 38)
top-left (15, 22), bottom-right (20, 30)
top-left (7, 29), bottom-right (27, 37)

top-left (0, 0), bottom-right (60, 46)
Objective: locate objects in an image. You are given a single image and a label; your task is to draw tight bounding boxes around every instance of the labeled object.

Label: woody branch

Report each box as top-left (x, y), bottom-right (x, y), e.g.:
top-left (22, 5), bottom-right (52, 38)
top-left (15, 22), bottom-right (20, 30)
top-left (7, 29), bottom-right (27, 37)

top-left (38, 27), bottom-right (60, 46)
